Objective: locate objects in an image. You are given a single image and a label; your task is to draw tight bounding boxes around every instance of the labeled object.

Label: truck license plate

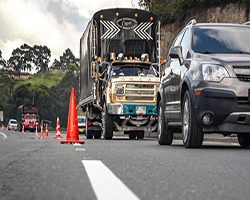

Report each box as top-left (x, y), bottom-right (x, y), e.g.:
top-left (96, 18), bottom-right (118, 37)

top-left (136, 106), bottom-right (146, 115)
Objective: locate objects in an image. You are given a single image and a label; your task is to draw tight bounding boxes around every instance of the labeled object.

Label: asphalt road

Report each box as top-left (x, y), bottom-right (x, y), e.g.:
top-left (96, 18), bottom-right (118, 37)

top-left (0, 129), bottom-right (250, 200)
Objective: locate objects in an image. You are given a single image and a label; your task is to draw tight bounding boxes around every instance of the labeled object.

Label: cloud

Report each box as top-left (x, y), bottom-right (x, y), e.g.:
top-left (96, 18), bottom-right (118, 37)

top-left (0, 0), bottom-right (139, 62)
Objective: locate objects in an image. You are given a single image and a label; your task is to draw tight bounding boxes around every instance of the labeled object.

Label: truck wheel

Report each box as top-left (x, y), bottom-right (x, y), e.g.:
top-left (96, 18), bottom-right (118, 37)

top-left (102, 104), bottom-right (113, 140)
top-left (86, 119), bottom-right (93, 139)
top-left (158, 101), bottom-right (173, 145)
top-left (137, 131), bottom-right (145, 139)
top-left (238, 134), bottom-right (250, 148)
top-left (128, 131), bottom-right (136, 139)
top-left (86, 130), bottom-right (94, 139)
top-left (94, 131), bottom-right (102, 139)
top-left (182, 90), bottom-right (204, 148)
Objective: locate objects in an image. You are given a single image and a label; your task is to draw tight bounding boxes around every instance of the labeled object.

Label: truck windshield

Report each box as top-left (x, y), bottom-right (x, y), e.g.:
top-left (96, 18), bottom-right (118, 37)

top-left (192, 26), bottom-right (250, 54)
top-left (25, 115), bottom-right (36, 119)
top-left (111, 66), bottom-right (157, 77)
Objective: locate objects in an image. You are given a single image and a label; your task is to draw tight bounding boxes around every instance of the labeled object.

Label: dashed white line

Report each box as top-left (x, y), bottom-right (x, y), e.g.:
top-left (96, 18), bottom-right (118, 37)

top-left (82, 160), bottom-right (140, 200)
top-left (0, 132), bottom-right (7, 140)
top-left (75, 148), bottom-right (85, 151)
top-left (73, 143), bottom-right (83, 146)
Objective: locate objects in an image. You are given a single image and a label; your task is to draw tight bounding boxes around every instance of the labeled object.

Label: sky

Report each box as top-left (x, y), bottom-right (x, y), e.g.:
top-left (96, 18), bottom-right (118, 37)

top-left (0, 0), bottom-right (140, 62)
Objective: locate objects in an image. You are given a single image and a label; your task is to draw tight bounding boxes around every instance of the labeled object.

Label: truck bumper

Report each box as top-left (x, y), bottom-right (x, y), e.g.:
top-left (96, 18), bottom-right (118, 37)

top-left (107, 103), bottom-right (157, 116)
top-left (107, 103), bottom-right (158, 132)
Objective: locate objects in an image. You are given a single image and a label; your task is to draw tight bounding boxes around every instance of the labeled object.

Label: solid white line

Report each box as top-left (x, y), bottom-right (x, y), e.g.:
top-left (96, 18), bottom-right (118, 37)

top-left (82, 160), bottom-right (140, 200)
top-left (0, 132), bottom-right (7, 140)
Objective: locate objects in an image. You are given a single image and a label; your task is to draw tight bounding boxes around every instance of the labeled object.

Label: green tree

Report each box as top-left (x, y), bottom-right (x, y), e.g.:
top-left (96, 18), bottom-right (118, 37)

top-left (32, 45), bottom-right (51, 72)
top-left (7, 44), bottom-right (33, 73)
top-left (51, 58), bottom-right (61, 68)
top-left (0, 50), bottom-right (6, 69)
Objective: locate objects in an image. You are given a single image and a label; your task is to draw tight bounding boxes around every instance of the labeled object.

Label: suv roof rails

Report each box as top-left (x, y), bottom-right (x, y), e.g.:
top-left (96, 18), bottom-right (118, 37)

top-left (186, 19), bottom-right (197, 26)
top-left (244, 21), bottom-right (250, 25)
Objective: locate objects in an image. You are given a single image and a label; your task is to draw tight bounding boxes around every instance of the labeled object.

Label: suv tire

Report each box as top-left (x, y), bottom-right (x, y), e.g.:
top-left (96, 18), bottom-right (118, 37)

top-left (238, 134), bottom-right (250, 148)
top-left (158, 100), bottom-right (173, 145)
top-left (182, 90), bottom-right (204, 148)
top-left (102, 104), bottom-right (113, 140)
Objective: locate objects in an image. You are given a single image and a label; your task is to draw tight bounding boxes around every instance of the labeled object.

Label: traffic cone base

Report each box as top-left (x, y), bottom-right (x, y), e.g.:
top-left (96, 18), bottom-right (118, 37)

top-left (60, 88), bottom-right (84, 144)
top-left (60, 140), bottom-right (85, 144)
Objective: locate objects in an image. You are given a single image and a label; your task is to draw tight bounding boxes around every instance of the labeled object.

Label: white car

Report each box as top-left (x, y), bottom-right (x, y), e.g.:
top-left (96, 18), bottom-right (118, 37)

top-left (8, 119), bottom-right (18, 131)
top-left (77, 116), bottom-right (86, 134)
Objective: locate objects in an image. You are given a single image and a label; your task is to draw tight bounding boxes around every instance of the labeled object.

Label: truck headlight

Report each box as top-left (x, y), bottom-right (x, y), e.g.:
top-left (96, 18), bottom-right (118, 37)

top-left (115, 85), bottom-right (125, 95)
top-left (202, 64), bottom-right (229, 82)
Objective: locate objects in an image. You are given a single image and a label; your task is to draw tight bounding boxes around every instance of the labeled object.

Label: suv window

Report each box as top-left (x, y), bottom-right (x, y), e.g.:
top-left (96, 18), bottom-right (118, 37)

top-left (192, 26), bottom-right (250, 54)
top-left (180, 28), bottom-right (190, 59)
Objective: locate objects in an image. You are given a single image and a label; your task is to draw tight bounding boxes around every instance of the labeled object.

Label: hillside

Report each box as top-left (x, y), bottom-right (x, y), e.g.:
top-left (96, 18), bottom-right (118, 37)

top-left (158, 1), bottom-right (250, 57)
top-left (0, 69), bottom-right (78, 127)
top-left (15, 70), bottom-right (67, 89)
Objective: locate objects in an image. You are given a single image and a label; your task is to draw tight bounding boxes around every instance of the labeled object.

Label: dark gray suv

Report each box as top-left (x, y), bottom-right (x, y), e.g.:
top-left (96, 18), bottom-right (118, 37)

top-left (158, 20), bottom-right (250, 148)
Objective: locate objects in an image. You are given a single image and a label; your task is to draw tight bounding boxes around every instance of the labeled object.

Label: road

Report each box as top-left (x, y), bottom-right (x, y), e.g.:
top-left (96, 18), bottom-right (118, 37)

top-left (0, 129), bottom-right (250, 200)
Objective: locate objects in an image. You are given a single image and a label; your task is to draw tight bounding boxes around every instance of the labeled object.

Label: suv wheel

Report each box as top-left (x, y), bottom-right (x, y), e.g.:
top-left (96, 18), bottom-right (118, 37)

top-left (182, 90), bottom-right (204, 148)
top-left (238, 134), bottom-right (250, 148)
top-left (158, 101), bottom-right (173, 145)
top-left (102, 104), bottom-right (113, 140)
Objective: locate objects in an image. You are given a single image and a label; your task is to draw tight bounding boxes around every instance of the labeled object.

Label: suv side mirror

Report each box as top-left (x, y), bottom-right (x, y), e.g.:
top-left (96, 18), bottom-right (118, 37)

top-left (169, 46), bottom-right (184, 65)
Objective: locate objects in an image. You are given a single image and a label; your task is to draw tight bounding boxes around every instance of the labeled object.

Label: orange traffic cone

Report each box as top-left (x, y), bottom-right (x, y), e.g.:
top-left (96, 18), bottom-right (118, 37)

top-left (60, 88), bottom-right (84, 144)
top-left (45, 124), bottom-right (49, 137)
top-left (54, 117), bottom-right (62, 139)
top-left (40, 125), bottom-right (44, 138)
top-left (35, 123), bottom-right (38, 139)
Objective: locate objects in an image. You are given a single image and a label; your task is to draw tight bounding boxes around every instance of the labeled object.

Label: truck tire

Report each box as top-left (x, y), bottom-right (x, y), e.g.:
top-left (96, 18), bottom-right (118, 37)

top-left (94, 131), bottom-right (102, 139)
top-left (182, 90), bottom-right (204, 148)
top-left (127, 131), bottom-right (136, 139)
top-left (158, 100), bottom-right (173, 145)
top-left (86, 119), bottom-right (93, 139)
top-left (86, 130), bottom-right (94, 139)
top-left (102, 104), bottom-right (113, 140)
top-left (238, 134), bottom-right (250, 148)
top-left (137, 131), bottom-right (145, 139)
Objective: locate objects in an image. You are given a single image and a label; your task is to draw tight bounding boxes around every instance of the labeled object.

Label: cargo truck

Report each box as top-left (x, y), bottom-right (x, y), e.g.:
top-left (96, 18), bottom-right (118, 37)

top-left (17, 105), bottom-right (39, 132)
top-left (79, 8), bottom-right (160, 139)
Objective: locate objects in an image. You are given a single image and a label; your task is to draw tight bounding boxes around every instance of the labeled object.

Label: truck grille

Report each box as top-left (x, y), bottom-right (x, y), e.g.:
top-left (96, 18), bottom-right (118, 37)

top-left (125, 83), bottom-right (157, 102)
top-left (126, 84), bottom-right (154, 89)
top-left (126, 96), bottom-right (154, 101)
top-left (235, 74), bottom-right (250, 82)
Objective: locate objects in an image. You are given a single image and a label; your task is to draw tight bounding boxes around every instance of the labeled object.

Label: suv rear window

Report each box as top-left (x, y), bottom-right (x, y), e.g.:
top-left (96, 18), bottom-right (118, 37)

top-left (192, 26), bottom-right (250, 54)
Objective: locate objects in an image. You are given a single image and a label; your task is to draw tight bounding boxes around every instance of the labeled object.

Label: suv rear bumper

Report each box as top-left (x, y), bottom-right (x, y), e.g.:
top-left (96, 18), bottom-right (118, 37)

top-left (194, 88), bottom-right (250, 133)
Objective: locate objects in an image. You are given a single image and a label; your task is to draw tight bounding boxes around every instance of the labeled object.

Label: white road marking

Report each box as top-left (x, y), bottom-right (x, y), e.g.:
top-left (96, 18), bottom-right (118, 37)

top-left (75, 148), bottom-right (85, 151)
top-left (82, 160), bottom-right (140, 200)
top-left (73, 143), bottom-right (83, 146)
top-left (0, 132), bottom-right (7, 140)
